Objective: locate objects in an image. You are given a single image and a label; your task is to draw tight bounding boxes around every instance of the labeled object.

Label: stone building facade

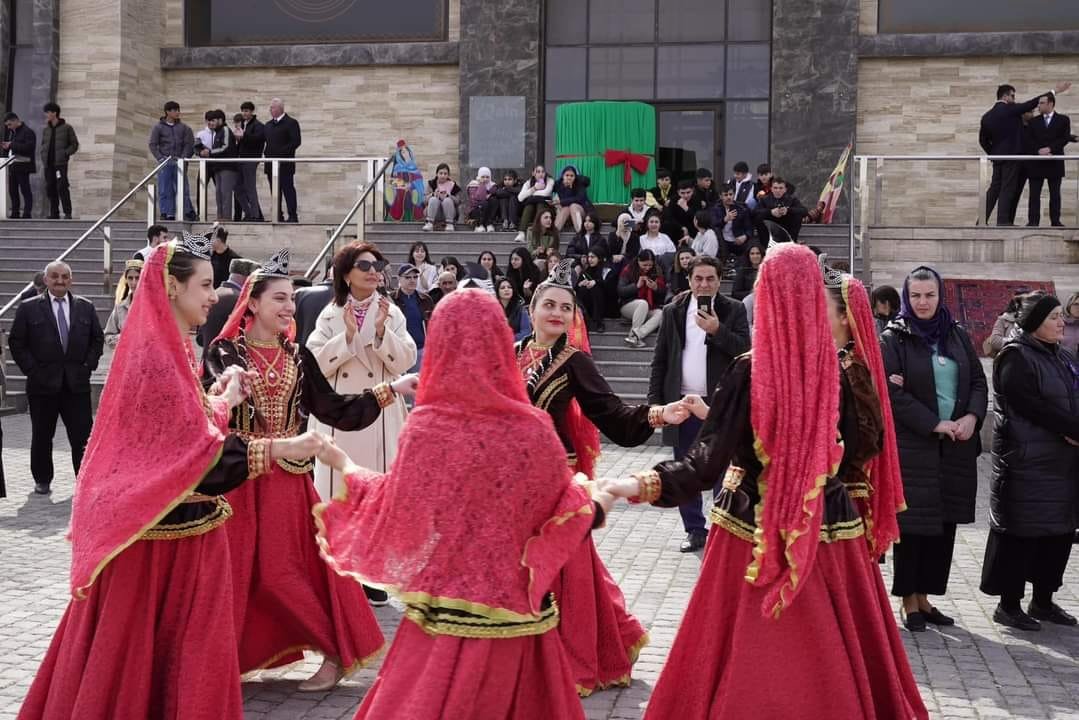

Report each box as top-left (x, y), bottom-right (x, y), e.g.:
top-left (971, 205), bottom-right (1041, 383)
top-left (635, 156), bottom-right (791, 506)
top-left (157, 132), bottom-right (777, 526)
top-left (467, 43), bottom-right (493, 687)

top-left (1, 0), bottom-right (1078, 224)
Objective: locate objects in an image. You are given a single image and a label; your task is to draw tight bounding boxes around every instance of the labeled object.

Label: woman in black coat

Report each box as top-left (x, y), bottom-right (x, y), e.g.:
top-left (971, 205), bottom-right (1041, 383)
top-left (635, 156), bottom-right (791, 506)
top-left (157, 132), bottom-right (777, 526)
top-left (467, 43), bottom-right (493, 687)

top-left (880, 266), bottom-right (988, 632)
top-left (980, 293), bottom-right (1079, 631)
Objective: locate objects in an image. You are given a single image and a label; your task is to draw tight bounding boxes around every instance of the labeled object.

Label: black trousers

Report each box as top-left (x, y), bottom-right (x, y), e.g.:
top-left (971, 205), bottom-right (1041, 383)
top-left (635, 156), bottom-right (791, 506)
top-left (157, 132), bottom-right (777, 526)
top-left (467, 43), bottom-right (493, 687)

top-left (27, 391), bottom-right (93, 486)
top-left (987, 160), bottom-right (1025, 225)
top-left (267, 167), bottom-right (297, 220)
top-left (8, 168), bottom-right (33, 217)
top-left (44, 164), bottom-right (72, 217)
top-left (1027, 176), bottom-right (1063, 225)
top-left (576, 284), bottom-right (606, 328)
top-left (495, 196), bottom-right (518, 227)
top-left (979, 530), bottom-right (1073, 604)
top-left (891, 523), bottom-right (957, 596)
top-left (240, 161), bottom-right (263, 220)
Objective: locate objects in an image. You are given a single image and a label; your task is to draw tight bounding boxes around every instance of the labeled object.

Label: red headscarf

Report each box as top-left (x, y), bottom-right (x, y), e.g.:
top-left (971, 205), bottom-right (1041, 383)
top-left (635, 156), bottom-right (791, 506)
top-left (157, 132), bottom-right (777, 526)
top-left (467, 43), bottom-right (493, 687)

top-left (565, 308), bottom-right (602, 479)
top-left (68, 244), bottom-right (231, 599)
top-left (210, 271), bottom-right (296, 347)
top-left (746, 243), bottom-right (844, 618)
top-left (315, 290), bottom-right (595, 621)
top-left (842, 275), bottom-right (905, 557)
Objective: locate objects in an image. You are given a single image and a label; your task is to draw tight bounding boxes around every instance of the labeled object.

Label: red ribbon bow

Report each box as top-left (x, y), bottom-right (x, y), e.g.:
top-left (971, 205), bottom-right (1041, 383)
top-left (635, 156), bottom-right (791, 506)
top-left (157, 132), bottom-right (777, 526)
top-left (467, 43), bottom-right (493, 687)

top-left (604, 149), bottom-right (651, 186)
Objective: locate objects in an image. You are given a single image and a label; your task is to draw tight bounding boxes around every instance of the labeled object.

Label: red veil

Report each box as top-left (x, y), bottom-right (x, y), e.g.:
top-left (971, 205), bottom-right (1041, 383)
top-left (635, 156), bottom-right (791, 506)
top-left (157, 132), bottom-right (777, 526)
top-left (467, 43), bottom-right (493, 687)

top-left (210, 271), bottom-right (297, 349)
top-left (68, 244), bottom-right (231, 599)
top-left (842, 276), bottom-right (905, 557)
top-left (565, 309), bottom-right (602, 479)
top-left (747, 244), bottom-right (844, 618)
top-left (315, 290), bottom-right (596, 621)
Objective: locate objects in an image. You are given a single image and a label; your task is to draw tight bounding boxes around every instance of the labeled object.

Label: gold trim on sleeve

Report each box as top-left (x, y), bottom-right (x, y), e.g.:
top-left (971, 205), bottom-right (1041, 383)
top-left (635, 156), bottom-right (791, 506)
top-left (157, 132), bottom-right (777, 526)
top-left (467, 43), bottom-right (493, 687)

top-left (647, 405), bottom-right (666, 428)
top-left (372, 382), bottom-right (395, 409)
top-left (629, 470), bottom-right (661, 504)
top-left (247, 438), bottom-right (272, 479)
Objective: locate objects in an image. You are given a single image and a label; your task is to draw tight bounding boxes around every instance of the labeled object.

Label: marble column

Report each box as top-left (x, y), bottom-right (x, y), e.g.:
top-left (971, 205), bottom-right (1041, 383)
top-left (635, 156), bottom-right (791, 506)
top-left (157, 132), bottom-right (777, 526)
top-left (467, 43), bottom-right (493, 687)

top-left (27, 0), bottom-right (60, 217)
top-left (457, 0), bottom-right (541, 180)
top-left (770, 0), bottom-right (859, 222)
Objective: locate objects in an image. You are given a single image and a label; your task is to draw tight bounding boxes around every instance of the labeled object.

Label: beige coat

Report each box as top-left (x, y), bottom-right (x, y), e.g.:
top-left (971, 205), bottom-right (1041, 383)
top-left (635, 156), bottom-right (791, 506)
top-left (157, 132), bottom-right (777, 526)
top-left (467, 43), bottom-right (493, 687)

top-left (307, 296), bottom-right (416, 500)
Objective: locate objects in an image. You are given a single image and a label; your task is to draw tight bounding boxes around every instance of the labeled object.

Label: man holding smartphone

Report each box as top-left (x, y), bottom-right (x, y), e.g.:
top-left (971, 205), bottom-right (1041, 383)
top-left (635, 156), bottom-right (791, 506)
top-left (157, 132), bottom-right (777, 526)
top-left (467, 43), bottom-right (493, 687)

top-left (647, 255), bottom-right (751, 552)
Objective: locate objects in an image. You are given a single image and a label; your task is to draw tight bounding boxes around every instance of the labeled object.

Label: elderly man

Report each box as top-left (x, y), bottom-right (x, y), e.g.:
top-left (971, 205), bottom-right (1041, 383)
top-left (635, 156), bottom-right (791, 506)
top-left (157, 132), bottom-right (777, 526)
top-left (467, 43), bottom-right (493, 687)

top-left (264, 98), bottom-right (302, 223)
top-left (8, 261), bottom-right (104, 494)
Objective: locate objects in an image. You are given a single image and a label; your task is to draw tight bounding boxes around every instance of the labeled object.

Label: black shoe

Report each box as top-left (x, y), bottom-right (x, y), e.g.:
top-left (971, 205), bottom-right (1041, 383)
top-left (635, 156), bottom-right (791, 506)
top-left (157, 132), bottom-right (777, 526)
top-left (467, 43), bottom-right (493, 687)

top-left (47, 214), bottom-right (60, 220)
top-left (184, 213), bottom-right (198, 222)
top-left (1052, 222), bottom-right (1066, 227)
top-left (63, 214), bottom-right (72, 220)
top-left (993, 604), bottom-right (1041, 631)
top-left (286, 216), bottom-right (299, 223)
top-left (1025, 222), bottom-right (1039, 227)
top-left (33, 483), bottom-right (51, 495)
top-left (1028, 601), bottom-right (1078, 626)
top-left (363, 585), bottom-right (389, 606)
top-left (20, 213), bottom-right (31, 219)
top-left (924, 606), bottom-right (955, 626)
top-left (902, 610), bottom-right (927, 632)
top-left (679, 532), bottom-right (707, 553)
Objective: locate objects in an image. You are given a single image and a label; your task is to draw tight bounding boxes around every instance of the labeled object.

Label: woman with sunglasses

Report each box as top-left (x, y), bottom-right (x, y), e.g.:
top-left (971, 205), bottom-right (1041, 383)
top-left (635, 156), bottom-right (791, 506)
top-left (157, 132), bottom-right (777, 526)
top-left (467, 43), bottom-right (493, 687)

top-left (307, 243), bottom-right (417, 519)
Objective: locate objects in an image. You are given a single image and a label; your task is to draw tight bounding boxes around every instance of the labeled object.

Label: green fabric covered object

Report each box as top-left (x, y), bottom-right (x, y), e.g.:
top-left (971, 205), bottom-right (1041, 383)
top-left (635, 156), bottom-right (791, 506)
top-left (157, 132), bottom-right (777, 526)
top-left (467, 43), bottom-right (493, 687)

top-left (555, 102), bottom-right (656, 205)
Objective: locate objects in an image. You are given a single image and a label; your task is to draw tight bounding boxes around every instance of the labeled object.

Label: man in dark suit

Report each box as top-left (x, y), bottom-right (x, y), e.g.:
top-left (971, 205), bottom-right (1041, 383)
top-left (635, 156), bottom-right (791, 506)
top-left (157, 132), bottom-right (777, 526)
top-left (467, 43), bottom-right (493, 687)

top-left (647, 256), bottom-right (751, 552)
top-left (8, 261), bottom-right (104, 494)
top-left (197, 257), bottom-right (258, 351)
top-left (264, 98), bottom-right (302, 223)
top-left (1025, 92), bottom-right (1072, 227)
top-left (294, 272), bottom-right (334, 346)
top-left (235, 100), bottom-right (266, 221)
top-left (751, 177), bottom-right (807, 243)
top-left (980, 81), bottom-right (1070, 225)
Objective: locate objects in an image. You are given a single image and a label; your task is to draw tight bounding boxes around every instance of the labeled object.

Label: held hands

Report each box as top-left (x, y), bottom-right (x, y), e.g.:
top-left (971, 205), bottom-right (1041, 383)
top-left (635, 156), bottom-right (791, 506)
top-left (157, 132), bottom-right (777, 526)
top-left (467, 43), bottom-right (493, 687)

top-left (272, 430), bottom-right (327, 462)
top-left (315, 436), bottom-right (359, 476)
top-left (680, 394), bottom-right (710, 420)
top-left (390, 373), bottom-right (419, 397)
top-left (216, 367), bottom-right (256, 409)
top-left (661, 401), bottom-right (691, 426)
top-left (596, 475), bottom-right (643, 499)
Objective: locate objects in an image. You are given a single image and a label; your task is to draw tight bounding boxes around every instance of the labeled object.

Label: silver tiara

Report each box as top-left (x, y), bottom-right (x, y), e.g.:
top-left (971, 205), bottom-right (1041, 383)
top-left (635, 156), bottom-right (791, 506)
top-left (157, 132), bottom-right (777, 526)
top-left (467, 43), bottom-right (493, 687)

top-left (544, 259), bottom-right (575, 290)
top-left (260, 248), bottom-right (290, 277)
top-left (818, 253), bottom-right (847, 289)
top-left (179, 231), bottom-right (212, 260)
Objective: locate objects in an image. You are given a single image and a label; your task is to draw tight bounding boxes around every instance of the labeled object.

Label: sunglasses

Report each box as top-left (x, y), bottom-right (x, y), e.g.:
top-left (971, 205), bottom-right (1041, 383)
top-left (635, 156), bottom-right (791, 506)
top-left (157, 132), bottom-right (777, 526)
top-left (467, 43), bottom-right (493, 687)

top-left (354, 259), bottom-right (388, 272)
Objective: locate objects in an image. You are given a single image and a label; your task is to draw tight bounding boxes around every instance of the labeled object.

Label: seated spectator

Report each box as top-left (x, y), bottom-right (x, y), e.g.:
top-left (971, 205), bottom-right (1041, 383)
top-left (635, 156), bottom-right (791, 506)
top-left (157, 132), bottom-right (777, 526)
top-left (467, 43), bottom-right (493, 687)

top-left (552, 165), bottom-right (591, 234)
top-left (691, 210), bottom-right (719, 259)
top-left (391, 263), bottom-right (434, 371)
top-left (647, 167), bottom-right (674, 210)
top-left (984, 291), bottom-right (1026, 358)
top-left (691, 168), bottom-right (719, 210)
top-left (1064, 291), bottom-right (1079, 356)
top-left (515, 164), bottom-right (555, 241)
top-left (439, 255), bottom-right (465, 281)
top-left (730, 244), bottom-right (763, 301)
top-left (668, 247), bottom-right (696, 302)
top-left (566, 212), bottom-right (607, 265)
top-left (492, 170), bottom-right (521, 231)
top-left (753, 163), bottom-right (773, 202)
top-left (477, 250), bottom-right (503, 283)
top-left (714, 184), bottom-right (753, 271)
top-left (576, 248), bottom-right (610, 333)
top-left (428, 270), bottom-right (459, 305)
top-left (752, 177), bottom-right (807, 243)
top-left (618, 249), bottom-right (666, 347)
top-left (544, 250), bottom-right (564, 278)
top-left (625, 188), bottom-right (649, 225)
top-left (638, 212), bottom-right (677, 262)
top-left (104, 259), bottom-right (143, 348)
top-left (607, 213), bottom-right (639, 272)
top-left (408, 241), bottom-right (440, 293)
top-left (422, 163), bottom-right (462, 231)
top-left (728, 161), bottom-right (756, 208)
top-left (496, 277), bottom-right (532, 341)
top-left (527, 206), bottom-right (560, 264)
top-left (466, 166), bottom-right (497, 232)
top-left (460, 261), bottom-right (495, 294)
top-left (506, 246), bottom-right (544, 302)
top-left (662, 179), bottom-right (698, 242)
top-left (17, 271), bottom-right (46, 302)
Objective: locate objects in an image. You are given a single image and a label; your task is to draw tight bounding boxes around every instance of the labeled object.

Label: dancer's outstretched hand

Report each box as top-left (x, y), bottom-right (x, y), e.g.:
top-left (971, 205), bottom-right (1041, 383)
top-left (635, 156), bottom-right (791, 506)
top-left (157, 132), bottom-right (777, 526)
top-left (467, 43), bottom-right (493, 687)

top-left (217, 367), bottom-right (256, 409)
top-left (597, 475), bottom-right (642, 499)
top-left (661, 401), bottom-right (690, 426)
top-left (272, 430), bottom-right (326, 462)
top-left (315, 436), bottom-right (359, 476)
top-left (391, 373), bottom-right (419, 397)
top-left (594, 488), bottom-right (617, 514)
top-left (680, 394), bottom-right (710, 420)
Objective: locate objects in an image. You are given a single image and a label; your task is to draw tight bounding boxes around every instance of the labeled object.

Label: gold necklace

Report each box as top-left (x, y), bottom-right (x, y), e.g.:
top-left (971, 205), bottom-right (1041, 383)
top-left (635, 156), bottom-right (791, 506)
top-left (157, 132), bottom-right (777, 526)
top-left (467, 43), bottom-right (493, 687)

top-left (246, 335), bottom-right (280, 349)
top-left (247, 340), bottom-right (285, 387)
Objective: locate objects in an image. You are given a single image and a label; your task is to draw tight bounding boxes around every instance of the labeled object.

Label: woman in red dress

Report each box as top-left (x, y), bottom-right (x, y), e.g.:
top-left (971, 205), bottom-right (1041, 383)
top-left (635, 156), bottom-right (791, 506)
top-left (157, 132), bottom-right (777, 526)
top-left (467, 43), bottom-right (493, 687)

top-left (314, 289), bottom-right (617, 719)
top-left (515, 261), bottom-right (690, 695)
top-left (602, 244), bottom-right (928, 720)
top-left (203, 249), bottom-right (417, 690)
top-left (19, 235), bottom-right (321, 720)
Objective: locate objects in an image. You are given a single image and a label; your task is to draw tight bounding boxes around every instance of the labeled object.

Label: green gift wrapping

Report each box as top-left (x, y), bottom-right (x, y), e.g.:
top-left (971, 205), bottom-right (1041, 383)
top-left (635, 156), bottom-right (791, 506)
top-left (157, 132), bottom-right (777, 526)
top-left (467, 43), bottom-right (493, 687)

top-left (554, 102), bottom-right (657, 205)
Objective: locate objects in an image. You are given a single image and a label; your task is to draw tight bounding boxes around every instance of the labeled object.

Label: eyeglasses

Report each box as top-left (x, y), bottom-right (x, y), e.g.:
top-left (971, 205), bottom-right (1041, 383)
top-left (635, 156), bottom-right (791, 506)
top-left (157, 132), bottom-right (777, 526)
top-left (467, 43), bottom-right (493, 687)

top-left (353, 259), bottom-right (388, 272)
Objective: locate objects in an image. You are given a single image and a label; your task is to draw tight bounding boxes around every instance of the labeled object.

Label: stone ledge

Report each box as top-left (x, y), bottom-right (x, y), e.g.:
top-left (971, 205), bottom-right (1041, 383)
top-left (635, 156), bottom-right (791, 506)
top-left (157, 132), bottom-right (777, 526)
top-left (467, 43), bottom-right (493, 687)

top-left (161, 41), bottom-right (459, 69)
top-left (859, 31), bottom-right (1079, 58)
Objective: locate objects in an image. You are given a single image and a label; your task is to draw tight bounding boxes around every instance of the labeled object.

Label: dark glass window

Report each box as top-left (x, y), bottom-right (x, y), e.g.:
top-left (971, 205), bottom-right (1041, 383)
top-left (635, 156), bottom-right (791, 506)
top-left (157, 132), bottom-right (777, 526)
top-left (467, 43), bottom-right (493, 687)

top-left (726, 43), bottom-right (769, 98)
top-left (879, 0), bottom-right (1079, 33)
top-left (727, 0), bottom-right (771, 41)
top-left (658, 0), bottom-right (725, 42)
top-left (588, 0), bottom-right (655, 44)
top-left (656, 45), bottom-right (725, 100)
top-left (546, 47), bottom-right (588, 101)
top-left (546, 0), bottom-right (588, 45)
top-left (589, 47), bottom-right (655, 100)
top-left (725, 101), bottom-right (769, 171)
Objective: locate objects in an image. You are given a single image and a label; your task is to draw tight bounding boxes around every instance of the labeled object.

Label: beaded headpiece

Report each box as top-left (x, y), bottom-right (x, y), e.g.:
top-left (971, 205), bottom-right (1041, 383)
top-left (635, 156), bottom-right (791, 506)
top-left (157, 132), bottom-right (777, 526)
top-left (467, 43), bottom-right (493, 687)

top-left (179, 231), bottom-right (212, 260)
top-left (259, 248), bottom-right (290, 278)
top-left (818, 253), bottom-right (847, 290)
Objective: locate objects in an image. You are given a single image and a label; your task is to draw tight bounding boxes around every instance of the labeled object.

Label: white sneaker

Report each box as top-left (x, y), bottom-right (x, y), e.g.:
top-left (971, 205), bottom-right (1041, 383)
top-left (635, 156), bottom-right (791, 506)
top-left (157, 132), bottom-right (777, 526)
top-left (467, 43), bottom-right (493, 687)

top-left (474, 225), bottom-right (485, 233)
top-left (486, 225), bottom-right (496, 232)
top-left (422, 222), bottom-right (433, 231)
top-left (514, 231), bottom-right (525, 243)
top-left (445, 223), bottom-right (455, 231)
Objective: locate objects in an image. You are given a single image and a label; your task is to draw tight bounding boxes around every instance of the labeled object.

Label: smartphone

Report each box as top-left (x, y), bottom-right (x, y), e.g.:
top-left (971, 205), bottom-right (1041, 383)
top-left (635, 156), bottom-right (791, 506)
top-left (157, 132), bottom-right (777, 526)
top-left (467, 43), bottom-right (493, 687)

top-left (625, 219), bottom-right (638, 230)
top-left (697, 295), bottom-right (712, 315)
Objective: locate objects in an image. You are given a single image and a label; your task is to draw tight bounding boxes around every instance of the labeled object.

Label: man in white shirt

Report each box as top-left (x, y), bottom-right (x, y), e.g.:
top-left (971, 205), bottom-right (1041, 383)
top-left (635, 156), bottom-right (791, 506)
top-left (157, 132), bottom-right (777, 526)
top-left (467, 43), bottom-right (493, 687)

top-left (624, 188), bottom-right (650, 225)
top-left (647, 256), bottom-right (751, 551)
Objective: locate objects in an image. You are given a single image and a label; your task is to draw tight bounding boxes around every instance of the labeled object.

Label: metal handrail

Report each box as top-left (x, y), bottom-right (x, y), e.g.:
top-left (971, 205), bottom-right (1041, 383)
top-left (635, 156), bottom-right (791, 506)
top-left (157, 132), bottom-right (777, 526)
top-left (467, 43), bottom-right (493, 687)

top-left (304, 154), bottom-right (394, 280)
top-left (0, 156), bottom-right (172, 323)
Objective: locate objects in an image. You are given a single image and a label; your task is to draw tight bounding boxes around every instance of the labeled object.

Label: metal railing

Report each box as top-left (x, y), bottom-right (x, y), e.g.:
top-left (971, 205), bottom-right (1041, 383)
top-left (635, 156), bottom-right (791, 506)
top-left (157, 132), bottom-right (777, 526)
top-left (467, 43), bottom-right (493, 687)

top-left (304, 154), bottom-right (394, 280)
top-left (0, 156), bottom-right (19, 219)
top-left (847, 153), bottom-right (1079, 273)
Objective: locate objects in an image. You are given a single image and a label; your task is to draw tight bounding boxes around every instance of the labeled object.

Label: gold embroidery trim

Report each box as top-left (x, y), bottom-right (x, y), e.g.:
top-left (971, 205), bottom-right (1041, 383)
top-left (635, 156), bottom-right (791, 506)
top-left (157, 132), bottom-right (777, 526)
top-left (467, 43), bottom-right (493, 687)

top-left (536, 375), bottom-right (569, 412)
top-left (141, 497), bottom-right (233, 540)
top-left (819, 517), bottom-right (866, 543)
top-left (181, 492), bottom-right (217, 504)
top-left (629, 469), bottom-right (661, 504)
top-left (372, 382), bottom-right (395, 409)
top-left (247, 438), bottom-right (272, 479)
top-left (647, 405), bottom-right (666, 428)
top-left (709, 505), bottom-right (756, 543)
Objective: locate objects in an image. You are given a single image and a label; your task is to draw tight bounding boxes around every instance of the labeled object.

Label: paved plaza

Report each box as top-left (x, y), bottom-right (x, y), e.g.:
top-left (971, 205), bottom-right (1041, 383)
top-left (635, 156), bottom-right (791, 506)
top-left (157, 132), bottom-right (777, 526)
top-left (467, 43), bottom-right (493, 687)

top-left (0, 412), bottom-right (1077, 720)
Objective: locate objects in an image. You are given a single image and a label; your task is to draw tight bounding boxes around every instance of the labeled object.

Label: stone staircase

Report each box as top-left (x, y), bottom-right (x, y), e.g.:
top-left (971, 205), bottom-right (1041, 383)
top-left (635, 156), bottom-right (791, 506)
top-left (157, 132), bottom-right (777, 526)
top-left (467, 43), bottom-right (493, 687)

top-left (0, 219), bottom-right (148, 410)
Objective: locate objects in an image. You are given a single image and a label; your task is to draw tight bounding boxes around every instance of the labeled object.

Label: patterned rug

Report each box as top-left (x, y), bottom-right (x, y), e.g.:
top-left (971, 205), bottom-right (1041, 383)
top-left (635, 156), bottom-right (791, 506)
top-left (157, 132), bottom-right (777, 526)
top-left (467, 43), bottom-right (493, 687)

top-left (943, 278), bottom-right (1057, 356)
